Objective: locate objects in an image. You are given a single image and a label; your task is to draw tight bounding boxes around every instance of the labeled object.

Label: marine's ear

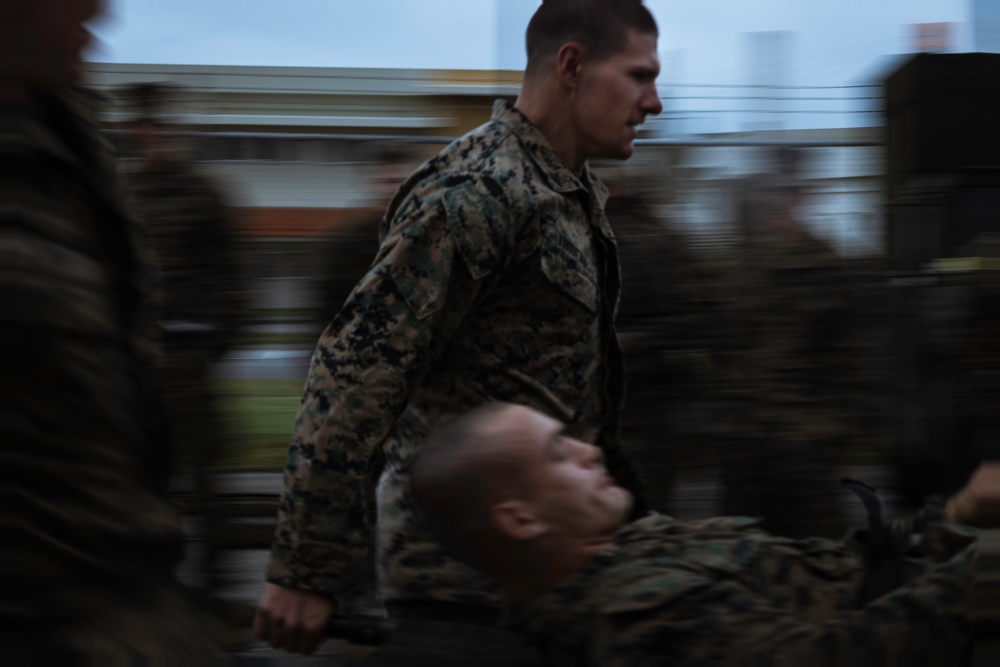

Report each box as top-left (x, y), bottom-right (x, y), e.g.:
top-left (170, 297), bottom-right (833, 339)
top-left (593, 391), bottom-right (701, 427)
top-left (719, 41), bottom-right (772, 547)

top-left (555, 41), bottom-right (586, 90)
top-left (490, 499), bottom-right (548, 541)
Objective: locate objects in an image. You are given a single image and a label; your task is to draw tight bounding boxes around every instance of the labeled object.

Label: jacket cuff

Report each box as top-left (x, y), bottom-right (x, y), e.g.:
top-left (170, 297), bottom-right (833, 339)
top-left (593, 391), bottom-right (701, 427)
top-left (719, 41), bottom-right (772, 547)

top-left (266, 542), bottom-right (369, 599)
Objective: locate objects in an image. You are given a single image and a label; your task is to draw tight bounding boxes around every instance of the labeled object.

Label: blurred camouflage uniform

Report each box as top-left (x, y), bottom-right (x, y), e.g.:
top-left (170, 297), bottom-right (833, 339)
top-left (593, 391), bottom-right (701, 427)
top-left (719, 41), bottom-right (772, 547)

top-left (510, 507), bottom-right (976, 665)
top-left (717, 167), bottom-right (853, 539)
top-left (318, 148), bottom-right (414, 331)
top-left (268, 101), bottom-right (646, 613)
top-left (121, 83), bottom-right (244, 589)
top-left (0, 81), bottom-right (223, 660)
top-left (318, 208), bottom-right (381, 328)
top-left (610, 193), bottom-right (714, 513)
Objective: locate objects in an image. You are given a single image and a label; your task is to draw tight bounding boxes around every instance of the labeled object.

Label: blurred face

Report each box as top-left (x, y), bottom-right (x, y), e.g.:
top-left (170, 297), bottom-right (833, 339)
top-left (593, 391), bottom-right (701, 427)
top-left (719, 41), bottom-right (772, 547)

top-left (499, 406), bottom-right (633, 541)
top-left (33, 0), bottom-right (102, 81)
top-left (573, 29), bottom-right (663, 161)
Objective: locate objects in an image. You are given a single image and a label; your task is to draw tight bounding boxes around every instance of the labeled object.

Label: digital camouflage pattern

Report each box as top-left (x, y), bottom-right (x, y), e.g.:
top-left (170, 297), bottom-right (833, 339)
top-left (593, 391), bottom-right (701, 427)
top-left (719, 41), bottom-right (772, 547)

top-left (1, 88), bottom-right (222, 660)
top-left (268, 100), bottom-right (647, 604)
top-left (511, 510), bottom-right (976, 665)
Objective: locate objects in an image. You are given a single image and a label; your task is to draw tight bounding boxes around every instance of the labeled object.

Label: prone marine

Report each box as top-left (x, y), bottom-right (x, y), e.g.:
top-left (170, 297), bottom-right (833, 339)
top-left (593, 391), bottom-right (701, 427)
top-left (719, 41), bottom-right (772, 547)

top-left (410, 402), bottom-right (992, 665)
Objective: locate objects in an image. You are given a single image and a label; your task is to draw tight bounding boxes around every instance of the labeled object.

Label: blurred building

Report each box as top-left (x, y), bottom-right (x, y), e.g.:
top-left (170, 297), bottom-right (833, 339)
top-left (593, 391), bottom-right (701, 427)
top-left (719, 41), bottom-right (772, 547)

top-left (87, 63), bottom-right (523, 319)
top-left (86, 61), bottom-right (884, 313)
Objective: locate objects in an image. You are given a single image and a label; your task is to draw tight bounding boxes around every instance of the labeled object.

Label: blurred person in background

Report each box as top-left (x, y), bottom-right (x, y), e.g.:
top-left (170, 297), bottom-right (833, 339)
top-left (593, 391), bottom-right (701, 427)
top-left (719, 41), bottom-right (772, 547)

top-left (317, 144), bottom-right (418, 330)
top-left (0, 0), bottom-right (228, 661)
top-left (603, 165), bottom-right (715, 513)
top-left (716, 146), bottom-right (854, 539)
top-left (410, 402), bottom-right (982, 665)
top-left (117, 81), bottom-right (246, 594)
top-left (892, 230), bottom-right (1000, 509)
top-left (253, 0), bottom-right (663, 661)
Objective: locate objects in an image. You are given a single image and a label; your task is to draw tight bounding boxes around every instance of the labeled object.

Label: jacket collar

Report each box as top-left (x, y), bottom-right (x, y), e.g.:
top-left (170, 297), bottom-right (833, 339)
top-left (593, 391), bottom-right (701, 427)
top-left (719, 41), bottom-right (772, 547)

top-left (491, 99), bottom-right (608, 210)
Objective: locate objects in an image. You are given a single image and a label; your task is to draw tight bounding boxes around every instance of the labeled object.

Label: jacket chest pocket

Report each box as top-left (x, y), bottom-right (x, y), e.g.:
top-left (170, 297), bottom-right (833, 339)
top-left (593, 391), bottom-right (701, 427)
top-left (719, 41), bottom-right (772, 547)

top-left (540, 240), bottom-right (600, 315)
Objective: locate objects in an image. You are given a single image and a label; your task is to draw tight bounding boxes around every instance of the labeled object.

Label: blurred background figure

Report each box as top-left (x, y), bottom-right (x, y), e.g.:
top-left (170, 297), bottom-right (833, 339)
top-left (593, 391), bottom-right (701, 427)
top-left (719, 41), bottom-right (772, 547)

top-left (715, 146), bottom-right (854, 539)
top-left (0, 0), bottom-right (228, 661)
top-left (317, 144), bottom-right (418, 331)
top-left (603, 165), bottom-right (716, 514)
top-left (117, 81), bottom-right (246, 593)
top-left (891, 229), bottom-right (1000, 507)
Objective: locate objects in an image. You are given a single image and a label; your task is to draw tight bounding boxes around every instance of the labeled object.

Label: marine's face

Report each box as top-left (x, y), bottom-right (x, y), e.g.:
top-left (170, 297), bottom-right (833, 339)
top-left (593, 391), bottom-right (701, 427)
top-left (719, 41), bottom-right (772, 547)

top-left (573, 29), bottom-right (663, 161)
top-left (502, 406), bottom-right (633, 541)
top-left (33, 0), bottom-right (103, 81)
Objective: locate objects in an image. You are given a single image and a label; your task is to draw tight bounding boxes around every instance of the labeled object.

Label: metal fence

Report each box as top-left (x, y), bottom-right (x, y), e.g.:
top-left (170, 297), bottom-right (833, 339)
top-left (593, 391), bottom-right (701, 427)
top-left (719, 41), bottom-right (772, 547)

top-left (164, 130), bottom-right (888, 258)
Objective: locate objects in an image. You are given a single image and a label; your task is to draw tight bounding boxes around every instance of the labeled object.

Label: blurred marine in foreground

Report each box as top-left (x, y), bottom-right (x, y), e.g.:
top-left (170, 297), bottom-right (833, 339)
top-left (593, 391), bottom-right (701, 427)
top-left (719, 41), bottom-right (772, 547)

top-left (0, 0), bottom-right (225, 661)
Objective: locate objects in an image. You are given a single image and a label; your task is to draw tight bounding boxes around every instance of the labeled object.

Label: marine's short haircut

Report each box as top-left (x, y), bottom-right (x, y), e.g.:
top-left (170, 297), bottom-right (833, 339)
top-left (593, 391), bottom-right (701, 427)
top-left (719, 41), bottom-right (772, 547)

top-left (525, 0), bottom-right (658, 75)
top-left (410, 402), bottom-right (522, 563)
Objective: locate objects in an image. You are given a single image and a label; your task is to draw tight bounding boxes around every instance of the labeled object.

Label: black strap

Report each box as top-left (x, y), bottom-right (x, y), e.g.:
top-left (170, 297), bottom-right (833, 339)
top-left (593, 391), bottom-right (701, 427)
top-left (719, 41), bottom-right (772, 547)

top-left (842, 477), bottom-right (906, 606)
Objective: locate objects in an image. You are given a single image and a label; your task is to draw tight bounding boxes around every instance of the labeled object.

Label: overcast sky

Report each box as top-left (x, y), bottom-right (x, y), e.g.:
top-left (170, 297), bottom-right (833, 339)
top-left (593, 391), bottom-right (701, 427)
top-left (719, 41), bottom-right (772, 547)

top-left (88, 1), bottom-right (975, 132)
top-left (90, 1), bottom-right (971, 83)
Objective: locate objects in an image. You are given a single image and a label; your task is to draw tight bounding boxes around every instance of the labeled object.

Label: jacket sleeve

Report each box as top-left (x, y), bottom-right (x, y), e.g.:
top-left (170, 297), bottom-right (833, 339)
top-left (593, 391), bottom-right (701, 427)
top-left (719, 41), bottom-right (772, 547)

top-left (266, 175), bottom-right (515, 598)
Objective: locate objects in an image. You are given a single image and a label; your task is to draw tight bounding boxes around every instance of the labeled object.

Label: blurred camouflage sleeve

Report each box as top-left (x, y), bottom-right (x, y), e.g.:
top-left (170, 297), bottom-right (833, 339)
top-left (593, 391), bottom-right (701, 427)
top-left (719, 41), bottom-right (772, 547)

top-left (267, 176), bottom-right (516, 597)
top-left (594, 523), bottom-right (976, 665)
top-left (2, 91), bottom-right (186, 588)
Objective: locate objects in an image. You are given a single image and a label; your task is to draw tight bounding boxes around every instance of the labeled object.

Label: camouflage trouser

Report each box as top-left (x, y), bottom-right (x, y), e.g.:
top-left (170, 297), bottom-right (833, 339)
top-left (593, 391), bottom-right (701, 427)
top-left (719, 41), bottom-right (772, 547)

top-left (721, 435), bottom-right (847, 540)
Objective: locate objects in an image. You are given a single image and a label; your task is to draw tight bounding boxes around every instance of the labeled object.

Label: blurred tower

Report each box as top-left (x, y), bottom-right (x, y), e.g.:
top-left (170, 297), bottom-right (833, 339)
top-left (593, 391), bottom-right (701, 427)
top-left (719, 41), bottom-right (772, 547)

top-left (496, 0), bottom-right (539, 70)
top-left (974, 0), bottom-right (1000, 52)
top-left (744, 31), bottom-right (793, 132)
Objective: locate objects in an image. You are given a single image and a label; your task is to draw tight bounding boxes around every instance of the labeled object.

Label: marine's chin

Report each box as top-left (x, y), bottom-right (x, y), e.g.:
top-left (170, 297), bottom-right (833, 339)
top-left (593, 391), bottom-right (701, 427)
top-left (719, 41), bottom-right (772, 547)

top-left (608, 485), bottom-right (634, 521)
top-left (613, 137), bottom-right (638, 161)
top-left (592, 139), bottom-right (635, 162)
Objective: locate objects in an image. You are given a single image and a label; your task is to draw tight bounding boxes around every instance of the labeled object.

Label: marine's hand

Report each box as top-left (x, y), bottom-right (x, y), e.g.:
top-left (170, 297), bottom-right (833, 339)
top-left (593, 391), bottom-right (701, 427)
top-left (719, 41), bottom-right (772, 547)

top-left (253, 583), bottom-right (338, 655)
top-left (946, 461), bottom-right (1000, 528)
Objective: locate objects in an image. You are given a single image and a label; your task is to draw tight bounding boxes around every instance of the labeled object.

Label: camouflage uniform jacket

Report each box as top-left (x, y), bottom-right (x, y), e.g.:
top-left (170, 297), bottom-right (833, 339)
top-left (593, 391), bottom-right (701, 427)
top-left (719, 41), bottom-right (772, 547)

top-left (268, 100), bottom-right (646, 604)
top-left (2, 88), bottom-right (184, 622)
top-left (510, 512), bottom-right (976, 665)
top-left (123, 158), bottom-right (243, 358)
